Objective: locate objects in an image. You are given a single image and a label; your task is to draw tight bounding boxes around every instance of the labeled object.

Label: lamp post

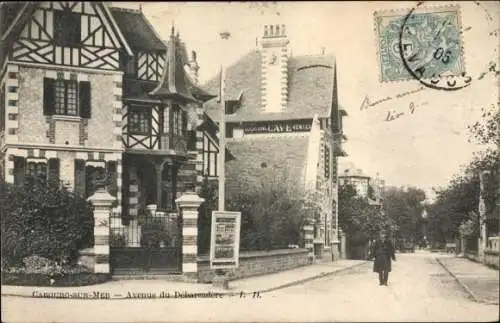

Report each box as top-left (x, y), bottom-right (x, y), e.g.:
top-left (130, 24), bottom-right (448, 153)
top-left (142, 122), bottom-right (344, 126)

top-left (218, 30), bottom-right (231, 212)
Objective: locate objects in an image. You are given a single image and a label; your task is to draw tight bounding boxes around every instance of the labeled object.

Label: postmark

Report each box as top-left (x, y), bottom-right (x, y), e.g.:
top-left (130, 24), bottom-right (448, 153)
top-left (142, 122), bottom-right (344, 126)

top-left (375, 4), bottom-right (468, 90)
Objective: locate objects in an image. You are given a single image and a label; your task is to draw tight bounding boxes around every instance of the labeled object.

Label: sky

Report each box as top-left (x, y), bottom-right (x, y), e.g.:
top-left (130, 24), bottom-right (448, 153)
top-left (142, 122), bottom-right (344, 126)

top-left (113, 1), bottom-right (499, 201)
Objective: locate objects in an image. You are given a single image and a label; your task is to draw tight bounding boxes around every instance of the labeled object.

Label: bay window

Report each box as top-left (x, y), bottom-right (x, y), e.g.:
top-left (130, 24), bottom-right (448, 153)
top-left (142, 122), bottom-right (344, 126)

top-left (203, 133), bottom-right (218, 177)
top-left (129, 106), bottom-right (151, 135)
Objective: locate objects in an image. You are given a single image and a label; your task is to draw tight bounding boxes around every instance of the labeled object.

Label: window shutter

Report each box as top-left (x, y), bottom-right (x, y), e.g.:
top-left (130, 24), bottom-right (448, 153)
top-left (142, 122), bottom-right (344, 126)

top-left (187, 130), bottom-right (196, 150)
top-left (106, 161), bottom-right (117, 197)
top-left (122, 165), bottom-right (130, 225)
top-left (182, 111), bottom-right (188, 136)
top-left (47, 158), bottom-right (60, 187)
top-left (13, 157), bottom-right (25, 186)
top-left (74, 159), bottom-right (86, 197)
top-left (79, 81), bottom-right (91, 118)
top-left (43, 78), bottom-right (55, 116)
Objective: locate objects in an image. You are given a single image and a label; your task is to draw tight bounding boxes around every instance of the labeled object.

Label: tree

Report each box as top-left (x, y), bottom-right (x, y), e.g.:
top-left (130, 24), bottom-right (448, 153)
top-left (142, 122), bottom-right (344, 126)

top-left (383, 186), bottom-right (426, 243)
top-left (426, 174), bottom-right (480, 244)
top-left (226, 167), bottom-right (306, 251)
top-left (467, 103), bottom-right (499, 220)
top-left (338, 183), bottom-right (392, 244)
top-left (424, 103), bottom-right (500, 246)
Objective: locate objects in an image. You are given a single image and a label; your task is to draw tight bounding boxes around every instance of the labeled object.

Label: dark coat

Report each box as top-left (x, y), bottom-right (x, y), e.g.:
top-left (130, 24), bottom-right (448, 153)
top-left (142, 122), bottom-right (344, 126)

top-left (370, 239), bottom-right (396, 273)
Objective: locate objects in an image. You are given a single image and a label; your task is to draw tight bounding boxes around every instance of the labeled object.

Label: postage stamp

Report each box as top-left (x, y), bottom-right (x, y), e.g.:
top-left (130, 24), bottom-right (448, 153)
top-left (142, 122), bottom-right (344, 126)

top-left (375, 4), bottom-right (466, 87)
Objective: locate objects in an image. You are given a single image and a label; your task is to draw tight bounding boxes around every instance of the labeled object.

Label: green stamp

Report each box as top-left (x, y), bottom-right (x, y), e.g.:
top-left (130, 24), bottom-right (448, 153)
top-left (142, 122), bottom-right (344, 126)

top-left (375, 5), bottom-right (467, 89)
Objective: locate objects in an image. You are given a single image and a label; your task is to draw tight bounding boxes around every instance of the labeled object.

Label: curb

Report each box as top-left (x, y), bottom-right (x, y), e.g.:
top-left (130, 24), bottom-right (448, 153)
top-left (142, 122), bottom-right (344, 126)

top-left (1, 261), bottom-right (370, 299)
top-left (221, 260), bottom-right (370, 297)
top-left (435, 257), bottom-right (499, 306)
top-left (256, 260), bottom-right (370, 295)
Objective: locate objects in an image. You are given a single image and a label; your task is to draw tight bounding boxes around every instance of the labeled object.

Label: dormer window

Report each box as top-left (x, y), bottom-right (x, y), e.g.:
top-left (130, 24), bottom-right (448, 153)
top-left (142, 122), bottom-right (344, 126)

top-left (54, 9), bottom-right (81, 47)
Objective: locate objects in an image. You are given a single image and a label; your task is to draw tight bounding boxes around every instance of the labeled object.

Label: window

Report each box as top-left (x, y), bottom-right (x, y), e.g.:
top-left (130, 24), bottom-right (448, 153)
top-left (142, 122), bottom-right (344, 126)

top-left (54, 9), bottom-right (81, 47)
top-left (203, 133), bottom-right (218, 177)
top-left (26, 161), bottom-right (47, 180)
top-left (0, 88), bottom-right (4, 132)
top-left (54, 79), bottom-right (79, 116)
top-left (171, 104), bottom-right (186, 136)
top-left (324, 146), bottom-right (330, 179)
top-left (128, 106), bottom-right (151, 134)
top-left (162, 105), bottom-right (170, 134)
top-left (44, 78), bottom-right (91, 118)
top-left (13, 157), bottom-right (60, 187)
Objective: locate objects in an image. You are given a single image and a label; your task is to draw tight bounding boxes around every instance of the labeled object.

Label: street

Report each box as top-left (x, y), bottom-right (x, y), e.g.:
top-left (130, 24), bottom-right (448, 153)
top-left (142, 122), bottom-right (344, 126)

top-left (2, 251), bottom-right (498, 322)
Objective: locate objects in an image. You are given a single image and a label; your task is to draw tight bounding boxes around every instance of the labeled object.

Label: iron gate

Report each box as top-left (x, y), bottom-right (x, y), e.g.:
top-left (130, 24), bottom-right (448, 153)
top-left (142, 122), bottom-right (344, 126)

top-left (110, 209), bottom-right (182, 275)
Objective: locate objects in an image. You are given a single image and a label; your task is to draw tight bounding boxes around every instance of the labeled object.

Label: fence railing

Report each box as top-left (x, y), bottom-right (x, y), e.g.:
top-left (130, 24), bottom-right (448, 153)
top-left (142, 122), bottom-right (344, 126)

top-left (110, 208), bottom-right (180, 248)
top-left (487, 236), bottom-right (499, 252)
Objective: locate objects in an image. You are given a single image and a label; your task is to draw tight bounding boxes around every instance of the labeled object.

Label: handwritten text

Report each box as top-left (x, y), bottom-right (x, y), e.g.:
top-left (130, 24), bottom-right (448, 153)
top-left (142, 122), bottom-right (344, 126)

top-left (385, 101), bottom-right (428, 122)
top-left (360, 86), bottom-right (426, 111)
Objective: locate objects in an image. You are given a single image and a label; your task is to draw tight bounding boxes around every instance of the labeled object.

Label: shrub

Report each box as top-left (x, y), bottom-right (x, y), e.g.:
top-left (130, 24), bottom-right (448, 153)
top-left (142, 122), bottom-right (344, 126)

top-left (1, 178), bottom-right (94, 268)
top-left (22, 255), bottom-right (55, 273)
top-left (227, 169), bottom-right (306, 251)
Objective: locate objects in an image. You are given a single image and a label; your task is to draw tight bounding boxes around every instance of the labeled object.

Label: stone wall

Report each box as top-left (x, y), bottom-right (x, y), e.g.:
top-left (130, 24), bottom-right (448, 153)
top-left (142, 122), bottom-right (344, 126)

top-left (484, 250), bottom-right (500, 269)
top-left (197, 248), bottom-right (310, 283)
top-left (485, 236), bottom-right (500, 269)
top-left (16, 65), bottom-right (119, 149)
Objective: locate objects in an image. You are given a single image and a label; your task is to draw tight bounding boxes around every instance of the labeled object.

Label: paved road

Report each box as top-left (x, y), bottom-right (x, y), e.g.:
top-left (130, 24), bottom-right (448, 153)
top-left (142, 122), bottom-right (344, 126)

top-left (2, 251), bottom-right (498, 322)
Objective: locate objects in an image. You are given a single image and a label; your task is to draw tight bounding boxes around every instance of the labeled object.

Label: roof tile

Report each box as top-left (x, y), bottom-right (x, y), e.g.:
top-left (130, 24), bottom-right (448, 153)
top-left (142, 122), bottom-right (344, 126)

top-left (109, 7), bottom-right (166, 52)
top-left (203, 50), bottom-right (336, 123)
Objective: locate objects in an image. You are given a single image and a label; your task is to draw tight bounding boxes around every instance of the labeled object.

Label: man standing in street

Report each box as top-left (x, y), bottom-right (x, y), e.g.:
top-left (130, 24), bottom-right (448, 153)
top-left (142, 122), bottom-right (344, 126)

top-left (370, 231), bottom-right (396, 286)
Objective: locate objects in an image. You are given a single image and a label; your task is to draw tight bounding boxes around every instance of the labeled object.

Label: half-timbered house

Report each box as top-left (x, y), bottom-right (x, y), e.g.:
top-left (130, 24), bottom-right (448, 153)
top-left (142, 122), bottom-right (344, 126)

top-left (0, 2), bottom-right (221, 276)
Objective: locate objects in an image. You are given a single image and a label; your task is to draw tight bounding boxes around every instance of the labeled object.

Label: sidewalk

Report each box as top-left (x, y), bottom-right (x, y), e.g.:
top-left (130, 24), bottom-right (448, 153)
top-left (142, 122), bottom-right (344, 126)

top-left (1, 259), bottom-right (368, 299)
top-left (436, 256), bottom-right (499, 305)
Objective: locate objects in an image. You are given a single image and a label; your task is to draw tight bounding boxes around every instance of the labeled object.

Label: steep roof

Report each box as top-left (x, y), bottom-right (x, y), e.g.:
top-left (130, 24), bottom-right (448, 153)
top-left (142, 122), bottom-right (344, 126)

top-left (338, 161), bottom-right (370, 179)
top-left (108, 6), bottom-right (166, 52)
top-left (225, 135), bottom-right (309, 197)
top-left (0, 2), bottom-right (36, 72)
top-left (0, 3), bottom-right (25, 36)
top-left (122, 27), bottom-right (215, 104)
top-left (203, 50), bottom-right (337, 123)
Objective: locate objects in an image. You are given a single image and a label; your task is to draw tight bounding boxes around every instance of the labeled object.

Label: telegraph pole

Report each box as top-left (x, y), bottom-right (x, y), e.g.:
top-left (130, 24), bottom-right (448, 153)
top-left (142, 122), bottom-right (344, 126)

top-left (218, 30), bottom-right (231, 212)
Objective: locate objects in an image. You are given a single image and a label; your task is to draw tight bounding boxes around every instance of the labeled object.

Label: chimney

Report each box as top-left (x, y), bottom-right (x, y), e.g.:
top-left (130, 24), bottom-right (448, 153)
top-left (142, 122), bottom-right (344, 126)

top-left (188, 50), bottom-right (200, 85)
top-left (260, 24), bottom-right (289, 113)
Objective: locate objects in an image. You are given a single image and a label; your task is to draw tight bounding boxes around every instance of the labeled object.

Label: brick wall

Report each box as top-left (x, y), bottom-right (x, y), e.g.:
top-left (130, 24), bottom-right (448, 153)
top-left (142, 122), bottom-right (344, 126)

top-left (225, 134), bottom-right (309, 197)
top-left (197, 248), bottom-right (310, 283)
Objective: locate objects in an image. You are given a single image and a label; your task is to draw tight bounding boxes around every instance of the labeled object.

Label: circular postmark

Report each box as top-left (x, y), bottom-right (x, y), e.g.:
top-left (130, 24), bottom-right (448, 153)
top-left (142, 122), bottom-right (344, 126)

top-left (398, 2), bottom-right (472, 91)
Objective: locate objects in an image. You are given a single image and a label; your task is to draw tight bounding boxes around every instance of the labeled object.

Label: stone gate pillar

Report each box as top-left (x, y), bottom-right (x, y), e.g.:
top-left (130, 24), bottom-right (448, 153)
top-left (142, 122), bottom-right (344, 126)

top-left (176, 192), bottom-right (205, 279)
top-left (340, 229), bottom-right (347, 259)
top-left (87, 186), bottom-right (116, 273)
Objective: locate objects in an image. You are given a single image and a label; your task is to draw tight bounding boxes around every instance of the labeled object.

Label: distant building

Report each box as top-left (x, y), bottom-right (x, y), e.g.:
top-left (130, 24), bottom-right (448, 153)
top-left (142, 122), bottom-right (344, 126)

top-left (203, 24), bottom-right (348, 258)
top-left (338, 161), bottom-right (385, 206)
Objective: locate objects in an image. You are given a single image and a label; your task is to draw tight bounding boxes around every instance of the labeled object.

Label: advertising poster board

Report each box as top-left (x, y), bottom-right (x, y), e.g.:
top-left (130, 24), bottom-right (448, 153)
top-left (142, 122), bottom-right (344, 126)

top-left (210, 211), bottom-right (242, 269)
